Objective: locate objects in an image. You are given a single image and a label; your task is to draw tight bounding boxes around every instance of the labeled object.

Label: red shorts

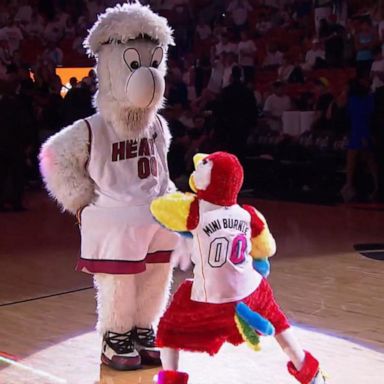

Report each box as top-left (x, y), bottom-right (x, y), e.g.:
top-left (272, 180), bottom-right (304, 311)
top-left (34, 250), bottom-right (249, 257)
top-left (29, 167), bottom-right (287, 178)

top-left (156, 278), bottom-right (290, 355)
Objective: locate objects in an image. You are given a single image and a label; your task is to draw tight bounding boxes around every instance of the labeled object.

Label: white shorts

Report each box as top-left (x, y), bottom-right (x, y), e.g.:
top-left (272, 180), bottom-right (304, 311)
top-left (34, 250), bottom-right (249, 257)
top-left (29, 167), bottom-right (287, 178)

top-left (76, 204), bottom-right (178, 274)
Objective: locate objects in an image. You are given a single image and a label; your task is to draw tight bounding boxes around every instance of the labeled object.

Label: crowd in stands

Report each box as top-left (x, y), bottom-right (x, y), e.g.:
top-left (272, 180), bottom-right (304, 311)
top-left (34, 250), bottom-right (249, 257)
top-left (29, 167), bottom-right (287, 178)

top-left (1, 0), bottom-right (384, 211)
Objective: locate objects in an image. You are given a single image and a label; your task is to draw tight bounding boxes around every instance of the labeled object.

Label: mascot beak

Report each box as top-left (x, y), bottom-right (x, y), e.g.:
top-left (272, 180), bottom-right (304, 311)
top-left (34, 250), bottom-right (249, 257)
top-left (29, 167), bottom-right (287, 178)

top-left (189, 153), bottom-right (208, 193)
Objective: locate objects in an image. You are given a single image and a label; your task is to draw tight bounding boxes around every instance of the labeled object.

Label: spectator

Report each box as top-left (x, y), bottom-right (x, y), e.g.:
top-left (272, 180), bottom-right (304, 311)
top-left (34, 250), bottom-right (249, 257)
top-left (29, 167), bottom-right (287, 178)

top-left (278, 54), bottom-right (304, 83)
top-left (195, 17), bottom-right (211, 42)
top-left (216, 65), bottom-right (257, 161)
top-left (0, 18), bottom-right (23, 54)
top-left (341, 75), bottom-right (379, 201)
top-left (312, 77), bottom-right (334, 132)
top-left (314, 0), bottom-right (333, 36)
top-left (263, 43), bottom-right (284, 67)
top-left (263, 81), bottom-right (292, 131)
top-left (0, 37), bottom-right (11, 79)
top-left (302, 38), bottom-right (326, 71)
top-left (0, 78), bottom-right (31, 211)
top-left (354, 18), bottom-right (378, 77)
top-left (226, 0), bottom-right (252, 32)
top-left (42, 42), bottom-right (63, 67)
top-left (222, 52), bottom-right (239, 88)
top-left (237, 30), bottom-right (257, 82)
top-left (370, 46), bottom-right (384, 92)
top-left (215, 33), bottom-right (238, 56)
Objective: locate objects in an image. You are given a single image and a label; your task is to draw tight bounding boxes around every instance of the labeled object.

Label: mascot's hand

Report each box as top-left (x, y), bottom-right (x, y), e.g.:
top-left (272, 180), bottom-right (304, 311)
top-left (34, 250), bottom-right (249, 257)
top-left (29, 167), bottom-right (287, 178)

top-left (171, 236), bottom-right (193, 271)
top-left (253, 258), bottom-right (270, 278)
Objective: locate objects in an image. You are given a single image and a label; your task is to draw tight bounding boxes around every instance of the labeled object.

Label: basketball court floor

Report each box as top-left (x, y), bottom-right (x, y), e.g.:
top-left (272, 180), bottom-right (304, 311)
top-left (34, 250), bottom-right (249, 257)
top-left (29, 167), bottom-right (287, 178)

top-left (0, 191), bottom-right (383, 383)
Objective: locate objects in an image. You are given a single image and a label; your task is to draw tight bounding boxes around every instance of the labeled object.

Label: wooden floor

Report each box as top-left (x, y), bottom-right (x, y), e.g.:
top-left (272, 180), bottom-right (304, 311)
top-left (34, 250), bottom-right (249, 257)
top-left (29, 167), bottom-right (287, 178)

top-left (0, 191), bottom-right (383, 383)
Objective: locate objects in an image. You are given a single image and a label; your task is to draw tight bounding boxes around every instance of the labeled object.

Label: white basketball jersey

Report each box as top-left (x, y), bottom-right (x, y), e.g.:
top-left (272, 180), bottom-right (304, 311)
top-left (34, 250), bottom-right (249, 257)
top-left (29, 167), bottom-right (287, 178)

top-left (190, 201), bottom-right (262, 303)
top-left (86, 113), bottom-right (169, 209)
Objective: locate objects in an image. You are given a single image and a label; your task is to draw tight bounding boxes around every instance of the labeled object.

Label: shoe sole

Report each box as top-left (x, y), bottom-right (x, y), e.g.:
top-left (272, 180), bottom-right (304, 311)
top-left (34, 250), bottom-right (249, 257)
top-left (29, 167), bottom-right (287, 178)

top-left (101, 353), bottom-right (141, 371)
top-left (139, 349), bottom-right (161, 366)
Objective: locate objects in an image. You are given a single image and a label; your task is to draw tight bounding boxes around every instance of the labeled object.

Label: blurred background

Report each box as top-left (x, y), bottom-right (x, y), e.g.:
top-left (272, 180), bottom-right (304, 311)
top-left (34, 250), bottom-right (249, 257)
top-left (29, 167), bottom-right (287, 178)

top-left (1, 0), bottom-right (384, 210)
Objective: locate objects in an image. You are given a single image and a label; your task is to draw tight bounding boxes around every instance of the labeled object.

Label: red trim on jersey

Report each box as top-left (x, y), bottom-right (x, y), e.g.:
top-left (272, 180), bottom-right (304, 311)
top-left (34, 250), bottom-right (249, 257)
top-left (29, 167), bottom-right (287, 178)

top-left (76, 251), bottom-right (171, 274)
top-left (146, 250), bottom-right (172, 263)
top-left (242, 205), bottom-right (265, 237)
top-left (186, 197), bottom-right (199, 230)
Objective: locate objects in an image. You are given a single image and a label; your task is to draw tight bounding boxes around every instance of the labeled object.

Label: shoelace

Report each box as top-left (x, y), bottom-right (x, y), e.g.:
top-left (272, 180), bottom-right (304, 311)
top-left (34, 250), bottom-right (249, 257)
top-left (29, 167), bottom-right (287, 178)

top-left (105, 330), bottom-right (135, 354)
top-left (135, 327), bottom-right (155, 344)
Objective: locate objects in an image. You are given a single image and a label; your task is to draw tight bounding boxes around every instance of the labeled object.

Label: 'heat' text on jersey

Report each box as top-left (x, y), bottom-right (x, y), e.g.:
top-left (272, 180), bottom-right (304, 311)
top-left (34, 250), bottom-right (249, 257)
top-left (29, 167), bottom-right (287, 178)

top-left (111, 136), bottom-right (158, 179)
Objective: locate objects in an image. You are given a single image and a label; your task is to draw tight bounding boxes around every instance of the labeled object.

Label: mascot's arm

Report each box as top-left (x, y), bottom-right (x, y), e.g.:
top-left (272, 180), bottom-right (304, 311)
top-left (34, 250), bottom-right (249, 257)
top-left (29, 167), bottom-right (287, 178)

top-left (150, 192), bottom-right (199, 232)
top-left (242, 205), bottom-right (276, 259)
top-left (39, 120), bottom-right (95, 215)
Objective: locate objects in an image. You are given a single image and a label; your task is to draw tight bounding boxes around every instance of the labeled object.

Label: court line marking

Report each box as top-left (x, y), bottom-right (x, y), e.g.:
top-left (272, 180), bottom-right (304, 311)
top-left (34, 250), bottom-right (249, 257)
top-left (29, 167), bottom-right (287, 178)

top-left (0, 355), bottom-right (67, 383)
top-left (0, 286), bottom-right (93, 308)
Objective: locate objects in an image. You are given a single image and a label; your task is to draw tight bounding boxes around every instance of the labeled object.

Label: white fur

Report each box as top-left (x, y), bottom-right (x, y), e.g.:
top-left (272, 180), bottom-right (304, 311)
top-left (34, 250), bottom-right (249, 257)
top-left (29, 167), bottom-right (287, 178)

top-left (135, 263), bottom-right (172, 328)
top-left (39, 120), bottom-right (94, 214)
top-left (194, 159), bottom-right (213, 191)
top-left (94, 274), bottom-right (137, 334)
top-left (94, 264), bottom-right (172, 334)
top-left (84, 2), bottom-right (174, 57)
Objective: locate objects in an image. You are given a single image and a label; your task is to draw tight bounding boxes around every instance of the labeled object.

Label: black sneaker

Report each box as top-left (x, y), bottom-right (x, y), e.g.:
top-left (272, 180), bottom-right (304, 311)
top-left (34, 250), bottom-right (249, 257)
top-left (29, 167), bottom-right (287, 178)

top-left (133, 327), bottom-right (161, 365)
top-left (101, 330), bottom-right (141, 370)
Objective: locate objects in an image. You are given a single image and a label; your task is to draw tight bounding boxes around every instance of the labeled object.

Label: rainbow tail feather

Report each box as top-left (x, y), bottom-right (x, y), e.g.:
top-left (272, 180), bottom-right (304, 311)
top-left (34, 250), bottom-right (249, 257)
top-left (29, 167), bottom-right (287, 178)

top-left (234, 302), bottom-right (275, 351)
top-left (235, 302), bottom-right (275, 336)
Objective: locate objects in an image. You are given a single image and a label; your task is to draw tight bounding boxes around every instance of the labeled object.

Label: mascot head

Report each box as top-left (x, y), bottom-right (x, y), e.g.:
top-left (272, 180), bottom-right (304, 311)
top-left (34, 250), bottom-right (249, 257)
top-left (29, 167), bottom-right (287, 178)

top-left (84, 2), bottom-right (174, 135)
top-left (189, 152), bottom-right (244, 206)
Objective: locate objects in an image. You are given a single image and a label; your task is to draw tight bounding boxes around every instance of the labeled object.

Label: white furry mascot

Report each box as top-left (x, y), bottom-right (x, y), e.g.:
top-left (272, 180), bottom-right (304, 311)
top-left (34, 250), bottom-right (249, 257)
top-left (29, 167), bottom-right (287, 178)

top-left (39, 2), bottom-right (178, 371)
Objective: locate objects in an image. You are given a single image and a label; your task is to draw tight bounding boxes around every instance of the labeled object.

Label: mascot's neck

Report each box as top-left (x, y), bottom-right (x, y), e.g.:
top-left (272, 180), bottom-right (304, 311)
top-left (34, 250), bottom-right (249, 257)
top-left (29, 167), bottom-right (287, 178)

top-left (95, 93), bottom-right (160, 137)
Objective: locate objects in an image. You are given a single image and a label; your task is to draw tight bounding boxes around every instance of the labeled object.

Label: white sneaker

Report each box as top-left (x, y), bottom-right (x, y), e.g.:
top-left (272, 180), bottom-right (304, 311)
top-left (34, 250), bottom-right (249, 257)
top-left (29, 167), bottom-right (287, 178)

top-left (101, 330), bottom-right (141, 370)
top-left (133, 327), bottom-right (161, 365)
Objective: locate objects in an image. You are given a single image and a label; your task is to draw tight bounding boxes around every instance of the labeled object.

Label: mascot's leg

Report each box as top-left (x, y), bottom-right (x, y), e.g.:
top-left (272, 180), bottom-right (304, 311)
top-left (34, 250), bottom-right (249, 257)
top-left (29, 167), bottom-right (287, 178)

top-left (94, 273), bottom-right (141, 371)
top-left (276, 329), bottom-right (326, 384)
top-left (154, 348), bottom-right (189, 384)
top-left (134, 263), bottom-right (172, 365)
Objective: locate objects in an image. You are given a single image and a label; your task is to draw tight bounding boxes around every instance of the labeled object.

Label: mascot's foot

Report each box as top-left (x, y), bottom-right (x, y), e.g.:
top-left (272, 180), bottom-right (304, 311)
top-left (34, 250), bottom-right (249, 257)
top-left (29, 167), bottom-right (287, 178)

top-left (154, 370), bottom-right (189, 384)
top-left (101, 330), bottom-right (141, 371)
top-left (134, 327), bottom-right (161, 365)
top-left (287, 351), bottom-right (326, 384)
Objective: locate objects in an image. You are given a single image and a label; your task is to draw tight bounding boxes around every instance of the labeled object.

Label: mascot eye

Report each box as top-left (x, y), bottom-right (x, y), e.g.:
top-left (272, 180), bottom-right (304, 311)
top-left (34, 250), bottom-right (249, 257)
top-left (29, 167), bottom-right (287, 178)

top-left (130, 61), bottom-right (140, 70)
top-left (123, 48), bottom-right (141, 71)
top-left (151, 47), bottom-right (163, 68)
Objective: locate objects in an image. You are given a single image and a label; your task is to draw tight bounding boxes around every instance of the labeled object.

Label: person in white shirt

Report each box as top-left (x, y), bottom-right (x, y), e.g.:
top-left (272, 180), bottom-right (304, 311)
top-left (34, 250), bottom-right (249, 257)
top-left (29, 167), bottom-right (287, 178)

top-left (222, 52), bottom-right (239, 88)
top-left (302, 39), bottom-right (326, 71)
top-left (263, 43), bottom-right (283, 67)
top-left (238, 30), bottom-right (257, 82)
top-left (370, 46), bottom-right (384, 92)
top-left (263, 81), bottom-right (292, 131)
top-left (215, 33), bottom-right (238, 56)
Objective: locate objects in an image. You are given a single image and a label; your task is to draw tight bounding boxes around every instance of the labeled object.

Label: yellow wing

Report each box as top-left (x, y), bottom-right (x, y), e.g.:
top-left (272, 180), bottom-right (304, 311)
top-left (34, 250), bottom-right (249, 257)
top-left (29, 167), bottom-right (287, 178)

top-left (150, 192), bottom-right (198, 232)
